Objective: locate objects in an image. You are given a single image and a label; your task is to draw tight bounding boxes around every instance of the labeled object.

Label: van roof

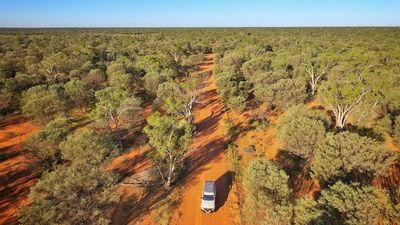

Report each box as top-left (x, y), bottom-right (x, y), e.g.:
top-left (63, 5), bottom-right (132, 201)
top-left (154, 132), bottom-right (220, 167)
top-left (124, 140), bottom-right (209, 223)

top-left (204, 180), bottom-right (215, 193)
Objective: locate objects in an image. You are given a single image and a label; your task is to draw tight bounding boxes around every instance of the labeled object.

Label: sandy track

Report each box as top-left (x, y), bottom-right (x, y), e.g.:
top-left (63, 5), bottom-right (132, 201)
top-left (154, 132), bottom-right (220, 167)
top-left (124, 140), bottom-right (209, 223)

top-left (170, 53), bottom-right (236, 225)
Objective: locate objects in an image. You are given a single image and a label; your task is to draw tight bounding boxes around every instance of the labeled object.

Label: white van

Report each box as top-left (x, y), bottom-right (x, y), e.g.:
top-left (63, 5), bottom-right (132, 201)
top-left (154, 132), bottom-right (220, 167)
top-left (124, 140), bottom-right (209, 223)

top-left (200, 181), bottom-right (216, 213)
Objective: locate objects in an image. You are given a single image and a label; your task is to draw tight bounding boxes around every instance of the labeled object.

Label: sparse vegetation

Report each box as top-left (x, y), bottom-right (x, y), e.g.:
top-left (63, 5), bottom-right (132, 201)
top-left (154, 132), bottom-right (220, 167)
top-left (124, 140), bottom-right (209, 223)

top-left (1, 27), bottom-right (400, 225)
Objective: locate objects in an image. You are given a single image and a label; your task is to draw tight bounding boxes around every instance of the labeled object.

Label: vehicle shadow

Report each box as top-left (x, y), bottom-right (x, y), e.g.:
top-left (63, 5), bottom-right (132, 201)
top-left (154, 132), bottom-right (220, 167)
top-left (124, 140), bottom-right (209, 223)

top-left (215, 171), bottom-right (233, 212)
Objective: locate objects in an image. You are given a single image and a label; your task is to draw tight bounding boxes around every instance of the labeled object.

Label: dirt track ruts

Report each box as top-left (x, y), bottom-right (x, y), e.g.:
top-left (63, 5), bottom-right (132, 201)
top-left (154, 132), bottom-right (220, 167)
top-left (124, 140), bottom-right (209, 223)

top-left (170, 53), bottom-right (236, 225)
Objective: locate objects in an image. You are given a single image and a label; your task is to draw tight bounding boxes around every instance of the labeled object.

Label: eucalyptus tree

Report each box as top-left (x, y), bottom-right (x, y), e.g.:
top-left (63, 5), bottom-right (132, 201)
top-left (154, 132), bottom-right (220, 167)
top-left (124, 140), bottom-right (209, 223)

top-left (293, 197), bottom-right (322, 225)
top-left (163, 40), bottom-right (186, 64)
top-left (303, 51), bottom-right (336, 96)
top-left (60, 130), bottom-right (116, 164)
top-left (40, 52), bottom-right (69, 83)
top-left (82, 69), bottom-right (107, 88)
top-left (143, 112), bottom-right (194, 189)
top-left (91, 87), bottom-right (142, 147)
top-left (109, 72), bottom-right (140, 95)
top-left (319, 58), bottom-right (382, 129)
top-left (214, 52), bottom-right (249, 111)
top-left (137, 54), bottom-right (177, 97)
top-left (156, 75), bottom-right (203, 123)
top-left (18, 162), bottom-right (118, 225)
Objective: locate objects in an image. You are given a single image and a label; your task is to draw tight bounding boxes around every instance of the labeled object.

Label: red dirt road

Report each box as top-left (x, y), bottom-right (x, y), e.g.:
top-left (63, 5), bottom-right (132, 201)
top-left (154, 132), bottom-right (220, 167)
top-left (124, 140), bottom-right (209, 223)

top-left (0, 117), bottom-right (40, 225)
top-left (170, 53), bottom-right (237, 225)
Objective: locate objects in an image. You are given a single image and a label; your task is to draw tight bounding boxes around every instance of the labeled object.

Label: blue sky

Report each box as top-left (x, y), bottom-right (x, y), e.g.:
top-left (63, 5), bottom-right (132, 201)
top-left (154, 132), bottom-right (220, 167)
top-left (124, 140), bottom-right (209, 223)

top-left (0, 0), bottom-right (399, 27)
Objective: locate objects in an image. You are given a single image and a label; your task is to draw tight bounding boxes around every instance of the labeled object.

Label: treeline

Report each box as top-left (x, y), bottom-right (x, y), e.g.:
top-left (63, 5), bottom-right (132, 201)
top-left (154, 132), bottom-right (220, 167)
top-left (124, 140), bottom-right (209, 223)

top-left (0, 29), bottom-right (212, 224)
top-left (213, 28), bottom-right (400, 224)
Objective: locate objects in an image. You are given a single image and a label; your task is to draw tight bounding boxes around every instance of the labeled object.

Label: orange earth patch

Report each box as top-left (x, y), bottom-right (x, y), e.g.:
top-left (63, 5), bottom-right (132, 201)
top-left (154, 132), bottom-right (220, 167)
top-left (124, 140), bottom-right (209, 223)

top-left (0, 116), bottom-right (40, 225)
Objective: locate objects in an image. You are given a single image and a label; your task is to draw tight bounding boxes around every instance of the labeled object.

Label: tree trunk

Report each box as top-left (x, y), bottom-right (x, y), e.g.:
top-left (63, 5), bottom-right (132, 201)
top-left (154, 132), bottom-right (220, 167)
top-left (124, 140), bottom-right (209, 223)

top-left (308, 61), bottom-right (330, 96)
top-left (166, 162), bottom-right (175, 189)
top-left (186, 109), bottom-right (193, 123)
top-left (114, 122), bottom-right (123, 149)
top-left (335, 110), bottom-right (346, 130)
top-left (310, 83), bottom-right (316, 96)
top-left (109, 110), bottom-right (123, 149)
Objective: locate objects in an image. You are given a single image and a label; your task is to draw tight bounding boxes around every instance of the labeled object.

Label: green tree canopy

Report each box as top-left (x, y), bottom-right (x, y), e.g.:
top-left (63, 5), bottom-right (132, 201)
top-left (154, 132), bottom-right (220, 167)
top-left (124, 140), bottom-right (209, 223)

top-left (24, 118), bottom-right (71, 170)
top-left (318, 181), bottom-right (396, 225)
top-left (394, 115), bottom-right (400, 144)
top-left (136, 54), bottom-right (172, 75)
top-left (250, 67), bottom-right (306, 109)
top-left (144, 112), bottom-right (194, 188)
top-left (40, 52), bottom-right (69, 83)
top-left (91, 87), bottom-right (142, 145)
top-left (319, 59), bottom-right (383, 129)
top-left (18, 161), bottom-right (118, 225)
top-left (109, 72), bottom-right (140, 95)
top-left (277, 116), bottom-right (326, 168)
top-left (312, 132), bottom-right (398, 184)
top-left (64, 78), bottom-right (92, 111)
top-left (302, 49), bottom-right (336, 95)
top-left (60, 130), bottom-right (116, 165)
top-left (156, 75), bottom-right (203, 123)
top-left (293, 197), bottom-right (323, 225)
top-left (241, 55), bottom-right (272, 78)
top-left (21, 84), bottom-right (66, 123)
top-left (106, 62), bottom-right (126, 77)
top-left (143, 68), bottom-right (176, 97)
top-left (243, 158), bottom-right (293, 225)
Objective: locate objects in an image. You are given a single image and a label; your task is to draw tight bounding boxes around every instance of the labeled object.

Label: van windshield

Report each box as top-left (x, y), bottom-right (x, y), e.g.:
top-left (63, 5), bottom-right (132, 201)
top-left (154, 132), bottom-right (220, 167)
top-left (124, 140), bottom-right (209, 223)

top-left (203, 194), bottom-right (214, 201)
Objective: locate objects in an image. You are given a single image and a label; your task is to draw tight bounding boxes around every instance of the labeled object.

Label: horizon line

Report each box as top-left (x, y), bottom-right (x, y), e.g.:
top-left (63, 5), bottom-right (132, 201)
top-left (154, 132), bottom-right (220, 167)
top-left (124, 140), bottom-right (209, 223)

top-left (1, 25), bottom-right (400, 29)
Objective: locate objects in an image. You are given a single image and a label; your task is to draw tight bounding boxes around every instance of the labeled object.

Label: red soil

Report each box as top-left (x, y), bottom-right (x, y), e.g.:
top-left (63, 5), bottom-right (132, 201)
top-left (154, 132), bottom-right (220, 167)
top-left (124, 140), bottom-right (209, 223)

top-left (108, 145), bottom-right (153, 225)
top-left (107, 103), bottom-right (154, 225)
top-left (0, 116), bottom-right (40, 225)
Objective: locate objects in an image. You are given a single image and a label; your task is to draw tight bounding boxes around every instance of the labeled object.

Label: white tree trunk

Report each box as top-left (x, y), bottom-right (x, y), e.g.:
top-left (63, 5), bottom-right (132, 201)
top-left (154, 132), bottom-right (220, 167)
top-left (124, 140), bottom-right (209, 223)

top-left (327, 90), bottom-right (370, 130)
top-left (333, 106), bottom-right (347, 129)
top-left (166, 165), bottom-right (174, 188)
top-left (165, 155), bottom-right (176, 189)
top-left (308, 62), bottom-right (330, 96)
top-left (108, 109), bottom-right (123, 148)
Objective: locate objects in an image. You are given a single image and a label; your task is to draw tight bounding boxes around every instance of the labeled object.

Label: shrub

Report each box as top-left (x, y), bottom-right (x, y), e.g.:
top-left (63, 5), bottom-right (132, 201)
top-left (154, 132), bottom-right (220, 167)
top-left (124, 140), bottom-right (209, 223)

top-left (21, 85), bottom-right (66, 123)
top-left (24, 118), bottom-right (71, 170)
top-left (82, 69), bottom-right (106, 87)
top-left (242, 158), bottom-right (293, 225)
top-left (312, 132), bottom-right (398, 184)
top-left (277, 116), bottom-right (326, 166)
